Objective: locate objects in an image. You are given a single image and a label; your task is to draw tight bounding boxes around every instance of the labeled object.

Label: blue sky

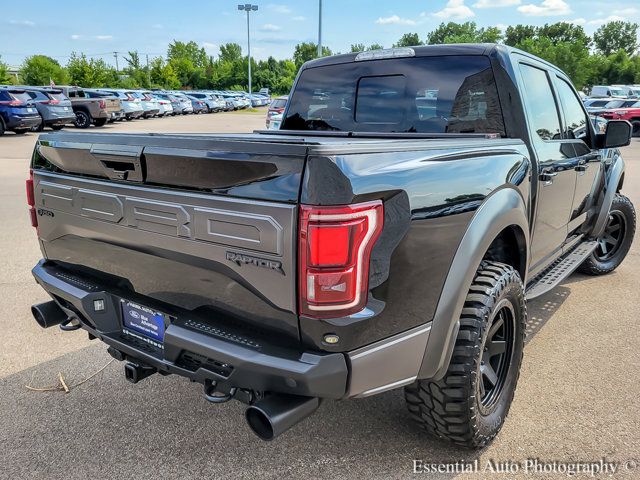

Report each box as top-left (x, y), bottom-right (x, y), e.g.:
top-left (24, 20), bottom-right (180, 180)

top-left (1, 0), bottom-right (640, 67)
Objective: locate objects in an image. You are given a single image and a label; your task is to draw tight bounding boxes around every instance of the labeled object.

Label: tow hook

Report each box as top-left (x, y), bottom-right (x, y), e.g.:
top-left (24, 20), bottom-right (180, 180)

top-left (124, 362), bottom-right (156, 384)
top-left (203, 379), bottom-right (238, 404)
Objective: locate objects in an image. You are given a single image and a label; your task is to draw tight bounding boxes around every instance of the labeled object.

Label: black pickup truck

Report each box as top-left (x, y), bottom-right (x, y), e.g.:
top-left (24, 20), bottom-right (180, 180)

top-left (27, 44), bottom-right (635, 447)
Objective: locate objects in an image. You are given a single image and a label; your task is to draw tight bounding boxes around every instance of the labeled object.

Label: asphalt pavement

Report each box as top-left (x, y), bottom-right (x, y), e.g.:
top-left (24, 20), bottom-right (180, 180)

top-left (1, 112), bottom-right (638, 479)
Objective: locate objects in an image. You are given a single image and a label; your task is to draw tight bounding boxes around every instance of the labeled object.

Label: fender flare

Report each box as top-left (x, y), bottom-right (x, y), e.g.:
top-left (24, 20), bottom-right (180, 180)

top-left (592, 155), bottom-right (625, 238)
top-left (418, 186), bottom-right (530, 380)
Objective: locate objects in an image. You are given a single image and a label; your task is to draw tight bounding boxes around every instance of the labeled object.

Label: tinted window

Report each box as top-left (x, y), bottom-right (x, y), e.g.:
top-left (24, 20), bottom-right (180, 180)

top-left (270, 98), bottom-right (287, 109)
top-left (282, 55), bottom-right (505, 134)
top-left (355, 75), bottom-right (406, 124)
top-left (519, 64), bottom-right (561, 141)
top-left (556, 78), bottom-right (589, 140)
top-left (0, 91), bottom-right (10, 101)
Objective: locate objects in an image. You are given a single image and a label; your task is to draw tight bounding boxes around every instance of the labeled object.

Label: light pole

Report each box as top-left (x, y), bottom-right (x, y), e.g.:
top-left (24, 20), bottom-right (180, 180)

top-left (317, 0), bottom-right (322, 57)
top-left (238, 3), bottom-right (258, 95)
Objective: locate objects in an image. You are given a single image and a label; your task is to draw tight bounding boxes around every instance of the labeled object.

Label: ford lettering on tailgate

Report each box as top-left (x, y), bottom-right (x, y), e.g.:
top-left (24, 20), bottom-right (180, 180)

top-left (36, 181), bottom-right (284, 255)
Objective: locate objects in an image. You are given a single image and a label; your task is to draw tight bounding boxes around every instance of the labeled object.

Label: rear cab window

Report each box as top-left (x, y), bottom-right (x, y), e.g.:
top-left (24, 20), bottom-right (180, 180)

top-left (282, 55), bottom-right (505, 135)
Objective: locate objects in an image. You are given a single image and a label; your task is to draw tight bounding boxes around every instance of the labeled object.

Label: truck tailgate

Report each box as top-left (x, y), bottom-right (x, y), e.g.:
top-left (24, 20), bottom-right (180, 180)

top-left (32, 133), bottom-right (307, 341)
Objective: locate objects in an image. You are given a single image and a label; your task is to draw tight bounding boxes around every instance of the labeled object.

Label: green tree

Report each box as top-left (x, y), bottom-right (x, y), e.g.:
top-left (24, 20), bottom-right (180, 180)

top-left (594, 21), bottom-right (639, 56)
top-left (219, 43), bottom-right (243, 63)
top-left (66, 53), bottom-right (116, 87)
top-left (504, 25), bottom-right (537, 46)
top-left (0, 56), bottom-right (12, 84)
top-left (123, 51), bottom-right (150, 88)
top-left (394, 33), bottom-right (422, 47)
top-left (538, 22), bottom-right (590, 47)
top-left (20, 55), bottom-right (68, 86)
top-left (293, 42), bottom-right (332, 68)
top-left (149, 57), bottom-right (180, 89)
top-left (350, 43), bottom-right (366, 53)
top-left (426, 22), bottom-right (502, 44)
top-left (369, 43), bottom-right (384, 50)
top-left (167, 40), bottom-right (207, 68)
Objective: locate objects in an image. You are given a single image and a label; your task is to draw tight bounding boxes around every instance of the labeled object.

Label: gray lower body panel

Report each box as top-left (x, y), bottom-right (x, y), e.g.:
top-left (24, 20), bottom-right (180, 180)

top-left (346, 323), bottom-right (431, 398)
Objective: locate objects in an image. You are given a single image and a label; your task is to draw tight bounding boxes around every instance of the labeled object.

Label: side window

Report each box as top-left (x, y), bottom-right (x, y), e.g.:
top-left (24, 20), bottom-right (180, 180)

top-left (68, 90), bottom-right (76, 98)
top-left (519, 64), bottom-right (561, 141)
top-left (556, 78), bottom-right (589, 141)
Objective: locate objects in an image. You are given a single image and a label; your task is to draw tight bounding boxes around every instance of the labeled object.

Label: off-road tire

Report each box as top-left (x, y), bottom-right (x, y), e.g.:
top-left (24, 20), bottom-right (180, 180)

top-left (93, 118), bottom-right (108, 127)
top-left (631, 121), bottom-right (640, 138)
top-left (579, 194), bottom-right (635, 275)
top-left (404, 261), bottom-right (526, 448)
top-left (74, 110), bottom-right (91, 129)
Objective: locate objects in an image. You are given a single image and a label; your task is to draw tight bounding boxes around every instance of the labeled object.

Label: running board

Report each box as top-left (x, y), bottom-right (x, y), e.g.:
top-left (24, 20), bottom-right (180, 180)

top-left (525, 240), bottom-right (598, 300)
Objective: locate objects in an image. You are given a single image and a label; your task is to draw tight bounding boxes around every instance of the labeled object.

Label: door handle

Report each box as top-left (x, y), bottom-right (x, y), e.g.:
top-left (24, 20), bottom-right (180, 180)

top-left (539, 169), bottom-right (558, 183)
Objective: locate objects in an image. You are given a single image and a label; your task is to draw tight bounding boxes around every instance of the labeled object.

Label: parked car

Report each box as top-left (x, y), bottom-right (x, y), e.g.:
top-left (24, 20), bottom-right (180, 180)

top-left (590, 85), bottom-right (628, 98)
top-left (168, 92), bottom-right (194, 114)
top-left (56, 86), bottom-right (120, 128)
top-left (131, 91), bottom-right (160, 118)
top-left (266, 95), bottom-right (288, 127)
top-left (0, 86), bottom-right (41, 135)
top-left (611, 85), bottom-right (640, 97)
top-left (143, 91), bottom-right (173, 116)
top-left (187, 92), bottom-right (220, 113)
top-left (94, 90), bottom-right (144, 121)
top-left (597, 102), bottom-right (640, 136)
top-left (27, 45), bottom-right (636, 448)
top-left (185, 94), bottom-right (207, 114)
top-left (22, 87), bottom-right (75, 131)
top-left (152, 93), bottom-right (181, 115)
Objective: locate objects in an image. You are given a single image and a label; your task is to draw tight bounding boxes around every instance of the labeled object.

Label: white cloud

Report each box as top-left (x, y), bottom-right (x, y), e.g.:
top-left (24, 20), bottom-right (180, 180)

top-left (518, 0), bottom-right (571, 16)
top-left (202, 42), bottom-right (218, 54)
top-left (70, 34), bottom-right (82, 40)
top-left (569, 18), bottom-right (586, 25)
top-left (613, 7), bottom-right (639, 16)
top-left (587, 15), bottom-right (625, 25)
top-left (260, 23), bottom-right (282, 32)
top-left (292, 15), bottom-right (305, 21)
top-left (267, 4), bottom-right (292, 14)
top-left (95, 35), bottom-right (113, 41)
top-left (474, 0), bottom-right (520, 8)
top-left (152, 23), bottom-right (164, 29)
top-left (10, 19), bottom-right (36, 27)
top-left (432, 0), bottom-right (475, 19)
top-left (375, 14), bottom-right (417, 26)
top-left (496, 23), bottom-right (509, 31)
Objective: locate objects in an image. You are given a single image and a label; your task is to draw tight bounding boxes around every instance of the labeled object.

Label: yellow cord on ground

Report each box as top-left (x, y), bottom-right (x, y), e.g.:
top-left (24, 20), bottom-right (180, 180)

top-left (25, 359), bottom-right (115, 393)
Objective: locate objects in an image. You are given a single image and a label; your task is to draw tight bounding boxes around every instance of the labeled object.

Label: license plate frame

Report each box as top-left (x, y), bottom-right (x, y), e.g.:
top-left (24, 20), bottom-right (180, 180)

top-left (121, 300), bottom-right (166, 343)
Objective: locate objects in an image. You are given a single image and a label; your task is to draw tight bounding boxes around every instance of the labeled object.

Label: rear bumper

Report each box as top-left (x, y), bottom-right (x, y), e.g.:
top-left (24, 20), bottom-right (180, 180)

top-left (6, 114), bottom-right (41, 129)
top-left (31, 259), bottom-right (433, 400)
top-left (32, 260), bottom-right (348, 399)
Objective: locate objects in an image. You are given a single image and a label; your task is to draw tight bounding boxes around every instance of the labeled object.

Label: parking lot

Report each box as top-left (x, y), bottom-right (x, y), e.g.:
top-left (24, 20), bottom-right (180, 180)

top-left (1, 111), bottom-right (639, 479)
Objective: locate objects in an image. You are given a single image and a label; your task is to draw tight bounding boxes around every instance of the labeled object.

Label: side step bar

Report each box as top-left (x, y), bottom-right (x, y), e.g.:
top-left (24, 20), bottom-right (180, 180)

top-left (526, 240), bottom-right (598, 300)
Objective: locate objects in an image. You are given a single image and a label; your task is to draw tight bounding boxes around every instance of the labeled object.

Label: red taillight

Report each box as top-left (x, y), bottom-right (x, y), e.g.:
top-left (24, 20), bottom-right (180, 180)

top-left (26, 169), bottom-right (37, 228)
top-left (42, 99), bottom-right (60, 105)
top-left (299, 201), bottom-right (383, 318)
top-left (0, 100), bottom-right (22, 106)
top-left (98, 100), bottom-right (106, 109)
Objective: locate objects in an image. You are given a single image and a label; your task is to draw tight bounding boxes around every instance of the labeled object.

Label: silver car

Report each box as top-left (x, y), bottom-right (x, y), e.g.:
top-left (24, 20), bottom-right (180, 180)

top-left (168, 92), bottom-right (194, 114)
top-left (97, 89), bottom-right (144, 120)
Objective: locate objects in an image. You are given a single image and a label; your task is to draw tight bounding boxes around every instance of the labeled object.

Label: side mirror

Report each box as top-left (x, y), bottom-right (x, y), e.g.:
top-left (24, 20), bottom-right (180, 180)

top-left (597, 120), bottom-right (632, 149)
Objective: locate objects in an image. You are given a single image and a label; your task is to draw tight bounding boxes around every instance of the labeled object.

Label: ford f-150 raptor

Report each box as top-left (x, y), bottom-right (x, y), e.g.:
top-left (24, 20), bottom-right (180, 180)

top-left (27, 44), bottom-right (636, 447)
